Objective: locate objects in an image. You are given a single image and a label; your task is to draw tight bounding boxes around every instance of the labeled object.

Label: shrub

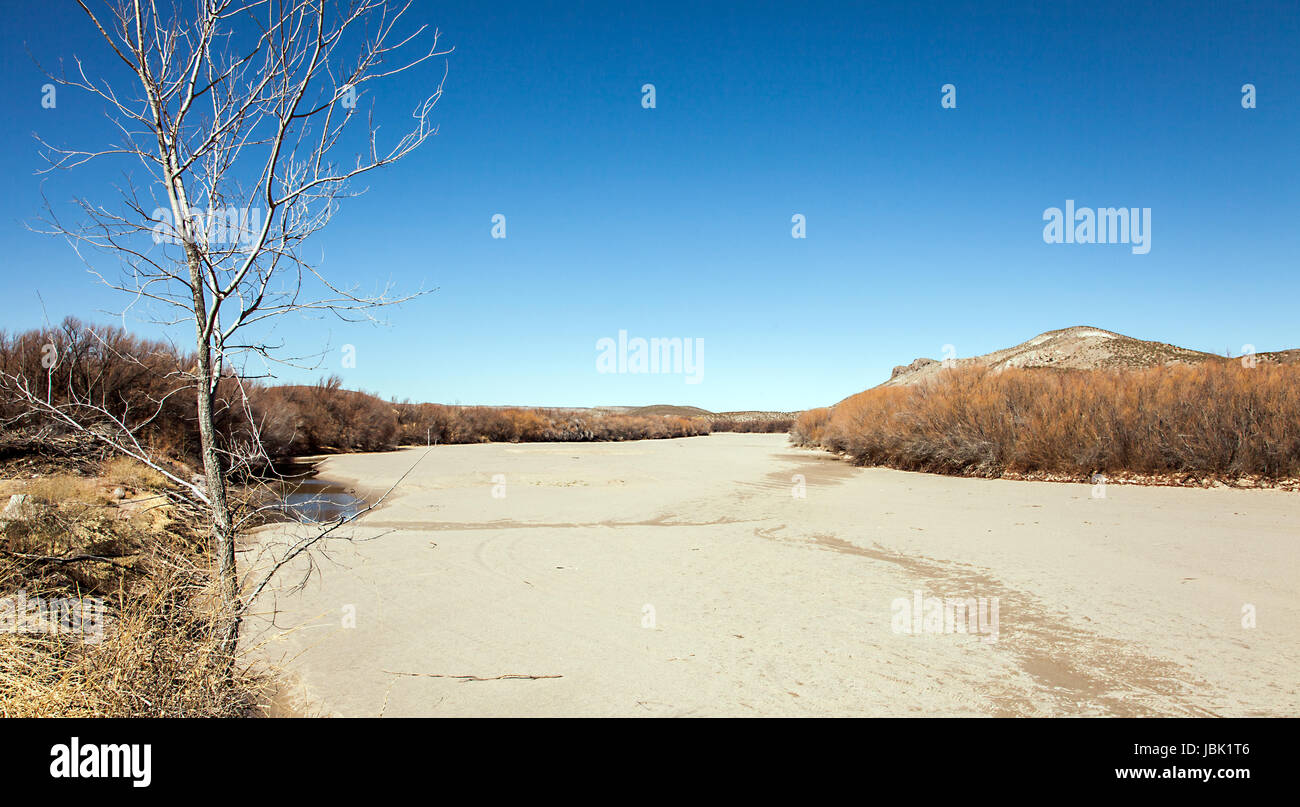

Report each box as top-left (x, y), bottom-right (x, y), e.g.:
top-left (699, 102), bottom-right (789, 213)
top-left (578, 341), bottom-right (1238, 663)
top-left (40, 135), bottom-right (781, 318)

top-left (711, 418), bottom-right (795, 433)
top-left (395, 405), bottom-right (710, 445)
top-left (1, 321), bottom-right (715, 462)
top-left (794, 364), bottom-right (1300, 482)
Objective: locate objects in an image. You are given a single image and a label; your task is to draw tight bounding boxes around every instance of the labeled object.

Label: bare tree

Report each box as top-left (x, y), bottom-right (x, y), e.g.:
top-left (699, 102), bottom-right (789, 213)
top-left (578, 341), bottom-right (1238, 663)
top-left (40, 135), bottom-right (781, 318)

top-left (20, 0), bottom-right (450, 659)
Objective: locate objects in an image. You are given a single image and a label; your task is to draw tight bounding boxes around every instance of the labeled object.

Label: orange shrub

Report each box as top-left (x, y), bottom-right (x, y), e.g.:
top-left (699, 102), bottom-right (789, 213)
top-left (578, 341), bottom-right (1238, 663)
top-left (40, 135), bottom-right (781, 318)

top-left (795, 364), bottom-right (1300, 481)
top-left (790, 408), bottom-right (832, 445)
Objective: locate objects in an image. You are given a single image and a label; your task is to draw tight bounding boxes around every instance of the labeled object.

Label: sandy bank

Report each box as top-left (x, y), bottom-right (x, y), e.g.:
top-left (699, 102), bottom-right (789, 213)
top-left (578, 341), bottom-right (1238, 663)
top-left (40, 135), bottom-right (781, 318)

top-left (242, 433), bottom-right (1298, 716)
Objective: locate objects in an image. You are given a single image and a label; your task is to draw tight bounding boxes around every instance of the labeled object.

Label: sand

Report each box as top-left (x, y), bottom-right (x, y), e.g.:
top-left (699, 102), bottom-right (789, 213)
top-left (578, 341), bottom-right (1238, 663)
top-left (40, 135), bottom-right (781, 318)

top-left (241, 433), bottom-right (1299, 717)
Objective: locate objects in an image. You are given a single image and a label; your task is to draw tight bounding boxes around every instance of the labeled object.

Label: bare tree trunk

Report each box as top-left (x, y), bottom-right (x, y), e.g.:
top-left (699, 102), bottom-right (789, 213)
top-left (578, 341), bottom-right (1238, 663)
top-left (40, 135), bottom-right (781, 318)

top-left (184, 241), bottom-right (241, 662)
top-left (195, 348), bottom-right (239, 656)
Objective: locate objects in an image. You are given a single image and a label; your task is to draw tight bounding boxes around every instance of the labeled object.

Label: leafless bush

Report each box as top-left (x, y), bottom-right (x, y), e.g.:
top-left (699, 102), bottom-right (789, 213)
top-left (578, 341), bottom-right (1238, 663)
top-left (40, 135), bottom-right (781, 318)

top-left (710, 418), bottom-right (795, 433)
top-left (396, 405), bottom-right (710, 444)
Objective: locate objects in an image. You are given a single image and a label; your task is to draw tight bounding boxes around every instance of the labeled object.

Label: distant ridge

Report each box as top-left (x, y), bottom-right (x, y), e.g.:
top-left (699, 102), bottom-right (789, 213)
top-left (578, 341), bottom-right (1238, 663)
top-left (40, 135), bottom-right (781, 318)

top-left (879, 326), bottom-right (1300, 388)
top-left (598, 405), bottom-right (798, 423)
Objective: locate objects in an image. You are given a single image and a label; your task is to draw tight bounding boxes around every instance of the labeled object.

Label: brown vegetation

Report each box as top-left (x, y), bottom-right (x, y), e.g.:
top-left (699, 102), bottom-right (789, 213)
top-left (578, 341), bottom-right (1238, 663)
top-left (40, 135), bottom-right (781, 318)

top-left (257, 378), bottom-right (400, 455)
top-left (0, 321), bottom-right (712, 469)
top-left (794, 364), bottom-right (1300, 483)
top-left (0, 319), bottom-right (204, 460)
top-left (0, 467), bottom-right (258, 716)
top-left (709, 417), bottom-right (795, 433)
top-left (395, 403), bottom-right (709, 444)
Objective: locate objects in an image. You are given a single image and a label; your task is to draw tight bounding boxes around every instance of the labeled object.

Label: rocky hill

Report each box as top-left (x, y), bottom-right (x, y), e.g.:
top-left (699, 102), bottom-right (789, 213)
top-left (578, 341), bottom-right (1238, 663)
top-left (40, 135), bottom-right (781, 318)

top-left (881, 326), bottom-right (1297, 387)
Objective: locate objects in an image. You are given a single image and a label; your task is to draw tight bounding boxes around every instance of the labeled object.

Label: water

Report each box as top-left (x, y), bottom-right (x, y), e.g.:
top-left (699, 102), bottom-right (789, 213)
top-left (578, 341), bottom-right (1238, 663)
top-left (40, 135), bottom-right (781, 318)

top-left (263, 461), bottom-right (368, 524)
top-left (278, 483), bottom-right (366, 523)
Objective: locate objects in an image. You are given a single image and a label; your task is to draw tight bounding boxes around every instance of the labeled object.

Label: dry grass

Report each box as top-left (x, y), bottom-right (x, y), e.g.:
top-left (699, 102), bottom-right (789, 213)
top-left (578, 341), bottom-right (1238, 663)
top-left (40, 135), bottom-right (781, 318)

top-left (102, 456), bottom-right (168, 491)
top-left (17, 475), bottom-right (112, 506)
top-left (0, 554), bottom-right (257, 717)
top-left (0, 459), bottom-right (261, 716)
top-left (0, 461), bottom-right (168, 509)
top-left (794, 363), bottom-right (1300, 483)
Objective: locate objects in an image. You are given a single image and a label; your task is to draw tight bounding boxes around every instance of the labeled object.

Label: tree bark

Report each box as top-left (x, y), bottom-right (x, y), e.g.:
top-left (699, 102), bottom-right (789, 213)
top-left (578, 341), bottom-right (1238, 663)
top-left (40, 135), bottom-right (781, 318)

top-left (185, 239), bottom-right (242, 663)
top-left (195, 339), bottom-right (241, 658)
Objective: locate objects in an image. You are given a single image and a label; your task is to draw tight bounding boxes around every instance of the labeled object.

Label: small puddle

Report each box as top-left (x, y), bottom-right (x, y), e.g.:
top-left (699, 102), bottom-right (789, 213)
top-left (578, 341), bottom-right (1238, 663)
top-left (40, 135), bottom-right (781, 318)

top-left (258, 459), bottom-right (369, 524)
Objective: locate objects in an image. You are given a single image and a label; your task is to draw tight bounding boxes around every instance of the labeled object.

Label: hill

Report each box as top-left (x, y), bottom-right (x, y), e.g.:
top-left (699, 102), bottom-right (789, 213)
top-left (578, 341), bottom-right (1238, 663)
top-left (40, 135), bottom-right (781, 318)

top-left (881, 325), bottom-right (1298, 388)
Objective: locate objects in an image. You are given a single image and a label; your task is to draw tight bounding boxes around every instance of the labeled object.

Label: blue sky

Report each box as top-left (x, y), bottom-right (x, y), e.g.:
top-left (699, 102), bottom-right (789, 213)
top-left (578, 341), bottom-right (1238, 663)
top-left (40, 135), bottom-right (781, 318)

top-left (1, 0), bottom-right (1296, 411)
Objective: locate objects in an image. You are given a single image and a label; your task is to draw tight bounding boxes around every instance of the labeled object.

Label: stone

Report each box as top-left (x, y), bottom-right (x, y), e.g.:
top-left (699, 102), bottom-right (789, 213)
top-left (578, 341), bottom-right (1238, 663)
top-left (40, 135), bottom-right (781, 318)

top-left (1, 494), bottom-right (37, 522)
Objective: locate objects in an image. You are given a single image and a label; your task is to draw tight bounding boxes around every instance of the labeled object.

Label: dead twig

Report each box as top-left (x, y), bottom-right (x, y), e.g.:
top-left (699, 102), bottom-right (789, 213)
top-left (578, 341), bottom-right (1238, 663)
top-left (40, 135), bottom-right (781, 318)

top-left (0, 549), bottom-right (136, 565)
top-left (382, 670), bottom-right (562, 682)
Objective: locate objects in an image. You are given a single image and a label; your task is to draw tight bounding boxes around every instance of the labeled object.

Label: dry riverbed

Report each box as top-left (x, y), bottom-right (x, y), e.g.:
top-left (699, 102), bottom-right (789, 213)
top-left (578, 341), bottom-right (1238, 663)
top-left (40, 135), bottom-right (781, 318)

top-left (242, 433), bottom-right (1299, 717)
